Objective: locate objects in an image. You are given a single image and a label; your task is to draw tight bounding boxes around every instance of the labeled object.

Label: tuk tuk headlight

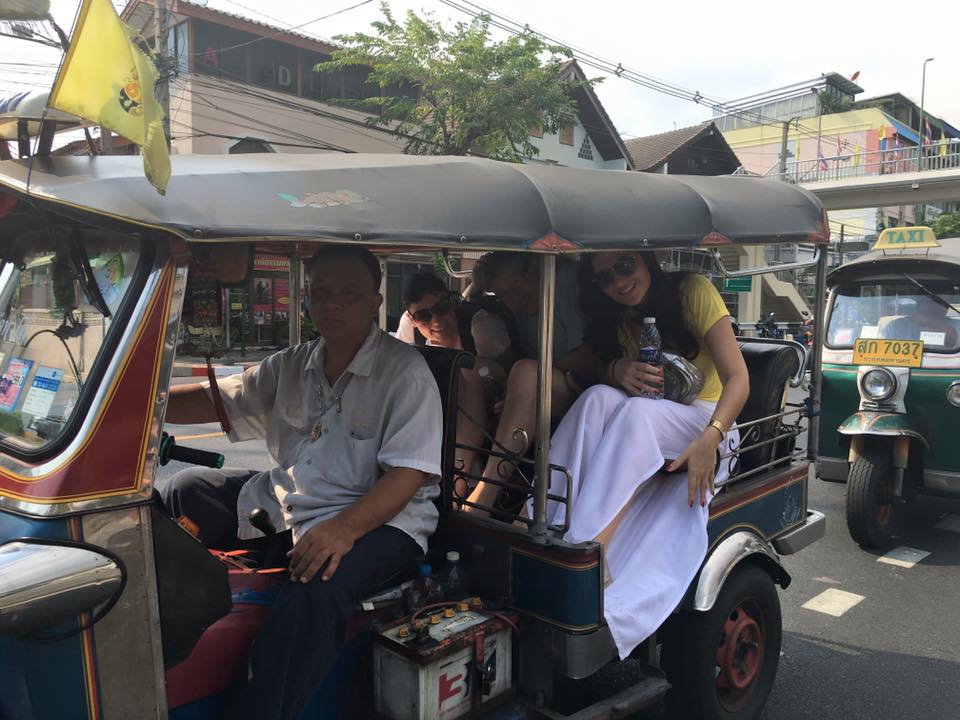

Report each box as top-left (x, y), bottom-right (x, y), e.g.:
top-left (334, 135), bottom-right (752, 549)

top-left (861, 368), bottom-right (897, 401)
top-left (948, 382), bottom-right (960, 408)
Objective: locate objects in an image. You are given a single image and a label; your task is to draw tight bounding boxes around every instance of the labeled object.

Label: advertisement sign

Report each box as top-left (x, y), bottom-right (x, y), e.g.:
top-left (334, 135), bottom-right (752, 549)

top-left (273, 278), bottom-right (290, 322)
top-left (0, 357), bottom-right (34, 412)
top-left (253, 278), bottom-right (273, 325)
top-left (21, 366), bottom-right (64, 418)
top-left (253, 254), bottom-right (290, 273)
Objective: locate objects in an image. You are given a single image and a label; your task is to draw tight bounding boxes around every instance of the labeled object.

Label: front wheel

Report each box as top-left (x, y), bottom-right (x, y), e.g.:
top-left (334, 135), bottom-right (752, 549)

top-left (845, 445), bottom-right (897, 548)
top-left (661, 564), bottom-right (782, 720)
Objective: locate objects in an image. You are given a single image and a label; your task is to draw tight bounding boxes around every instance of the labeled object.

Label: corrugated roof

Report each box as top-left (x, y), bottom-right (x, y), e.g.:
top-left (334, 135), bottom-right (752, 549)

top-left (625, 121), bottom-right (717, 171)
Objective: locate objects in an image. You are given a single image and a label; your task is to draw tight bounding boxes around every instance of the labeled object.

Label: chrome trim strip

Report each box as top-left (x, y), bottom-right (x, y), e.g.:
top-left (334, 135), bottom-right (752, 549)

top-left (531, 255), bottom-right (556, 537)
top-left (712, 246), bottom-right (823, 278)
top-left (0, 541), bottom-right (123, 634)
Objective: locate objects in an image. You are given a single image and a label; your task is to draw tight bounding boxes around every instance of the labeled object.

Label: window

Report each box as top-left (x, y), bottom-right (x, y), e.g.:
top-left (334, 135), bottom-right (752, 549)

top-left (826, 274), bottom-right (960, 352)
top-left (559, 125), bottom-right (574, 146)
top-left (577, 134), bottom-right (594, 160)
top-left (229, 137), bottom-right (274, 153)
top-left (0, 232), bottom-right (145, 452)
top-left (192, 20), bottom-right (253, 83)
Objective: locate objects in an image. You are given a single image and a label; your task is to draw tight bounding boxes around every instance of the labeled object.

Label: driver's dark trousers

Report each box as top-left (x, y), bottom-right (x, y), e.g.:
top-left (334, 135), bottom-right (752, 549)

top-left (160, 467), bottom-right (422, 720)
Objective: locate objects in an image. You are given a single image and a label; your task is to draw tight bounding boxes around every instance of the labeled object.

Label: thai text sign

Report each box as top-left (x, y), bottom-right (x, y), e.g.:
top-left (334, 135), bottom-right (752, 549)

top-left (853, 338), bottom-right (923, 368)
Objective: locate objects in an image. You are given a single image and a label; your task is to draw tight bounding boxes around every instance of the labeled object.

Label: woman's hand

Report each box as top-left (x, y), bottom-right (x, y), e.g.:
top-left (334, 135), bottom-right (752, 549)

top-left (667, 432), bottom-right (720, 507)
top-left (609, 359), bottom-right (663, 396)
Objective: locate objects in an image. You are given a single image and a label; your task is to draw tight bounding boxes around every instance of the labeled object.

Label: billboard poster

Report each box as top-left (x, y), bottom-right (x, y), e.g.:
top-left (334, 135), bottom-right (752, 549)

top-left (273, 278), bottom-right (290, 322)
top-left (0, 356), bottom-right (34, 412)
top-left (21, 366), bottom-right (64, 418)
top-left (253, 278), bottom-right (273, 325)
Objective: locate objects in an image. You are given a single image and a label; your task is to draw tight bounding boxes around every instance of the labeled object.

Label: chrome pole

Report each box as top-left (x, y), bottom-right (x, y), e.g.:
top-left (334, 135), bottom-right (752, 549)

top-left (532, 254), bottom-right (556, 538)
top-left (806, 242), bottom-right (829, 460)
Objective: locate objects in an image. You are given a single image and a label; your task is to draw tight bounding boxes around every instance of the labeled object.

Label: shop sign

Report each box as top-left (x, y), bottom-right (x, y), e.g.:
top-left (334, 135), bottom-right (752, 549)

top-left (253, 254), bottom-right (290, 273)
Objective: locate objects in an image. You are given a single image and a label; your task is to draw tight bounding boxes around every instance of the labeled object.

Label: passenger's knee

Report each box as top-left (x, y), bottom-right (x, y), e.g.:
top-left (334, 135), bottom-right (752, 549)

top-left (506, 359), bottom-right (538, 391)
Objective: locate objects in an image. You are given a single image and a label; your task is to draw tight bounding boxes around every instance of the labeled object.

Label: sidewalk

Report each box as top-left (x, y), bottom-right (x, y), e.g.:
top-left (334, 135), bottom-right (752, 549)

top-left (172, 348), bottom-right (275, 378)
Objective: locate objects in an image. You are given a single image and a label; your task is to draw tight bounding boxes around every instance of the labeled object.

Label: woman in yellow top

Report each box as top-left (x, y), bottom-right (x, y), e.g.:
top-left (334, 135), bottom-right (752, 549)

top-left (543, 251), bottom-right (749, 659)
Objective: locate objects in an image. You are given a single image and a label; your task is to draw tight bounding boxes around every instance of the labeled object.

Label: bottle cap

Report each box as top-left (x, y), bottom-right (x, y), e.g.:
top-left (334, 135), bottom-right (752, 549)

top-left (419, 563), bottom-right (432, 576)
top-left (471, 596), bottom-right (482, 607)
top-left (446, 551), bottom-right (460, 562)
top-left (643, 317), bottom-right (656, 324)
top-left (412, 620), bottom-right (425, 631)
top-left (398, 625), bottom-right (410, 638)
top-left (478, 366), bottom-right (490, 377)
top-left (429, 614), bottom-right (440, 625)
top-left (457, 601), bottom-right (470, 612)
top-left (443, 607), bottom-right (455, 618)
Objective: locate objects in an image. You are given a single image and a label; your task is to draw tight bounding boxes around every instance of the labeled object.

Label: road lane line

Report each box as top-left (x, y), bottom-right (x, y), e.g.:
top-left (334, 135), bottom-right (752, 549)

top-left (934, 514), bottom-right (960, 532)
top-left (177, 431), bottom-right (225, 441)
top-left (801, 589), bottom-right (865, 617)
top-left (877, 546), bottom-right (931, 569)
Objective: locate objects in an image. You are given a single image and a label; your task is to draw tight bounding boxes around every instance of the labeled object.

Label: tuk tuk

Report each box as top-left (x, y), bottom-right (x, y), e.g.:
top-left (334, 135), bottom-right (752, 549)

top-left (0, 153), bottom-right (827, 720)
top-left (817, 226), bottom-right (960, 547)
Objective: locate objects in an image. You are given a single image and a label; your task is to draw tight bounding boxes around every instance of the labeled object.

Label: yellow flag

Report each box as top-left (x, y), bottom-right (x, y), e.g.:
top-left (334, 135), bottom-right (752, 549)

top-left (48, 0), bottom-right (169, 194)
top-left (941, 137), bottom-right (948, 157)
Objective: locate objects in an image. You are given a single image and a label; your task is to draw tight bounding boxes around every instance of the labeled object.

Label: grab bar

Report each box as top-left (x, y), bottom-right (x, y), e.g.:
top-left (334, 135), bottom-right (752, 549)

top-left (440, 250), bottom-right (474, 279)
top-left (712, 246), bottom-right (823, 278)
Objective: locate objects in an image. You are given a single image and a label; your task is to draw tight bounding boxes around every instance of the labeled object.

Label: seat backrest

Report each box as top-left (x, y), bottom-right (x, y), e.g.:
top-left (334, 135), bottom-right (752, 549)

top-left (412, 346), bottom-right (475, 505)
top-left (735, 341), bottom-right (801, 476)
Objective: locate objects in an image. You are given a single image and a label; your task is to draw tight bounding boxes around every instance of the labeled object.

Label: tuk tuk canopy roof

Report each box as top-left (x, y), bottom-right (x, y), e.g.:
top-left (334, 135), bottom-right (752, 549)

top-left (827, 236), bottom-right (960, 286)
top-left (0, 154), bottom-right (828, 251)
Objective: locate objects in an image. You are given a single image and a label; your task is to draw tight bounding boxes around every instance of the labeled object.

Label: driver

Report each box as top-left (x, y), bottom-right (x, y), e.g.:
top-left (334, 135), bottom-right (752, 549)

top-left (160, 245), bottom-right (442, 720)
top-left (882, 295), bottom-right (959, 347)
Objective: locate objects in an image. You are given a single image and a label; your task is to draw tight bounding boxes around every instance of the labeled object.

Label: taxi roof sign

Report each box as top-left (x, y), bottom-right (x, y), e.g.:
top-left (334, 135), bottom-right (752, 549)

top-left (874, 226), bottom-right (940, 251)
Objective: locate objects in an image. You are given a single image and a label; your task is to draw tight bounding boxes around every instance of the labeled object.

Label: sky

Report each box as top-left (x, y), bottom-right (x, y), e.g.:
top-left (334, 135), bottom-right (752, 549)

top-left (2, 0), bottom-right (959, 143)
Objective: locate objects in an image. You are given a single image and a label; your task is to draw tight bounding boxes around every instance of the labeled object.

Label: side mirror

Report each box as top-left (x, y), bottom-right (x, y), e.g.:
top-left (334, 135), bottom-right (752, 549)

top-left (191, 244), bottom-right (253, 287)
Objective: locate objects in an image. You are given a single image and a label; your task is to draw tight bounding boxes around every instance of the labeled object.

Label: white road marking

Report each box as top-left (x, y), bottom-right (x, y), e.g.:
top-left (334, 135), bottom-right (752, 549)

top-left (813, 576), bottom-right (842, 585)
top-left (934, 514), bottom-right (960, 533)
top-left (877, 546), bottom-right (931, 569)
top-left (801, 589), bottom-right (865, 617)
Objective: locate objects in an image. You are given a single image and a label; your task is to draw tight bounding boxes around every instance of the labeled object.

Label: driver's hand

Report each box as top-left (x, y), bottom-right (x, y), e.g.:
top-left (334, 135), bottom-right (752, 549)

top-left (287, 517), bottom-right (355, 583)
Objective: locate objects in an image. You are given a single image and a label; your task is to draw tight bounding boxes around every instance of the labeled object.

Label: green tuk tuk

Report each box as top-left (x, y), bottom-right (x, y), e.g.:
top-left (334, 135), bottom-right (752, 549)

top-left (817, 226), bottom-right (960, 547)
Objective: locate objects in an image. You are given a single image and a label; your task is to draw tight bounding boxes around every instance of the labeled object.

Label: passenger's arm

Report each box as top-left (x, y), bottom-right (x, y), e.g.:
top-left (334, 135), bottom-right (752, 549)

top-left (667, 318), bottom-right (749, 507)
top-left (287, 466), bottom-right (427, 583)
top-left (166, 383), bottom-right (218, 425)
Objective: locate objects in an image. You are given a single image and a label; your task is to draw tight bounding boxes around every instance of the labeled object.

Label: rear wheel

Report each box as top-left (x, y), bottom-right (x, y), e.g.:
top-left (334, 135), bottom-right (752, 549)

top-left (661, 564), bottom-right (782, 720)
top-left (845, 445), bottom-right (897, 548)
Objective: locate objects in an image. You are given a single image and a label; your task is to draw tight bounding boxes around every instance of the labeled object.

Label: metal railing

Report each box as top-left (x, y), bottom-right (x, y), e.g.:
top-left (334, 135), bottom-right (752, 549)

top-left (767, 141), bottom-right (960, 184)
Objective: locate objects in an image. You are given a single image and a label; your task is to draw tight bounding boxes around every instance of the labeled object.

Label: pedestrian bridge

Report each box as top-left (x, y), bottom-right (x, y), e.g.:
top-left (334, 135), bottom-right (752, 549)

top-left (770, 142), bottom-right (960, 211)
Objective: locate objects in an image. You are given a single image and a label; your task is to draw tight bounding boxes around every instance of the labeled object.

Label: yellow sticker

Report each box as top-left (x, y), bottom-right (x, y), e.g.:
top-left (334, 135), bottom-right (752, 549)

top-left (852, 338), bottom-right (924, 368)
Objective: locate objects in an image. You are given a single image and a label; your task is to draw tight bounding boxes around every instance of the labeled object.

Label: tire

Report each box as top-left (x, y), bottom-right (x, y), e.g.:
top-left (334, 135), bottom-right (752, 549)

top-left (661, 564), bottom-right (782, 720)
top-left (845, 444), bottom-right (897, 549)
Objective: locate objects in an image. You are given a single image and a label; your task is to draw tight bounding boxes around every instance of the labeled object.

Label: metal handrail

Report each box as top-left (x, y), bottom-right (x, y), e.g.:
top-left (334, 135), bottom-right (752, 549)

top-left (767, 141), bottom-right (960, 184)
top-left (440, 250), bottom-right (473, 279)
top-left (712, 246), bottom-right (823, 279)
top-left (726, 449), bottom-right (806, 484)
top-left (720, 425), bottom-right (804, 461)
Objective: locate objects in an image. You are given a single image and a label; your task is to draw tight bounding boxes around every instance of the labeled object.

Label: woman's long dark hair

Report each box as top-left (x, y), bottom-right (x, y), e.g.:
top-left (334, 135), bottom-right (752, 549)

top-left (578, 252), bottom-right (699, 362)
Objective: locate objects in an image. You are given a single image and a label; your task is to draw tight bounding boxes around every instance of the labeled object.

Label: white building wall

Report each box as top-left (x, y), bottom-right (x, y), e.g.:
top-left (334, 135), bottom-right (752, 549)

top-left (529, 119), bottom-right (626, 170)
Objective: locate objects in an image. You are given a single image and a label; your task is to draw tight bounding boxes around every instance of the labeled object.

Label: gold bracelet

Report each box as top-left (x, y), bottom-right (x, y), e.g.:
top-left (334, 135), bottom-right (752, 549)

top-left (707, 419), bottom-right (728, 438)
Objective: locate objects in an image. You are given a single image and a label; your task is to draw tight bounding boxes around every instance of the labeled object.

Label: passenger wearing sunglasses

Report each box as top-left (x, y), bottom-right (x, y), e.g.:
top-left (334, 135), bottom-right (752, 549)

top-left (400, 273), bottom-right (519, 492)
top-left (534, 251), bottom-right (750, 659)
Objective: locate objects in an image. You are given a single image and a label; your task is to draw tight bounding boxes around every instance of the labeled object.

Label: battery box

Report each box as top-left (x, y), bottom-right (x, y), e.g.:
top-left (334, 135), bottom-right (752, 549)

top-left (373, 604), bottom-right (513, 720)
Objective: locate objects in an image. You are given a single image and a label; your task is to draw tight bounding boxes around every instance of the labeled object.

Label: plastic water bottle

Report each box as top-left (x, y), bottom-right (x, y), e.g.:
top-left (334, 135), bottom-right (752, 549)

top-left (440, 551), bottom-right (469, 601)
top-left (639, 317), bottom-right (664, 399)
top-left (404, 563), bottom-right (438, 613)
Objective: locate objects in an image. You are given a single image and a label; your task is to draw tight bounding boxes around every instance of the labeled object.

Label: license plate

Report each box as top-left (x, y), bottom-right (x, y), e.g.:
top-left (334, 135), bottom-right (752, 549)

top-left (852, 338), bottom-right (924, 368)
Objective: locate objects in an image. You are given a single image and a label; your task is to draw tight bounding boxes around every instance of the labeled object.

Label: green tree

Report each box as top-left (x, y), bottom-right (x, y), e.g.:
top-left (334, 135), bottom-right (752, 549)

top-left (314, 4), bottom-right (590, 161)
top-left (931, 211), bottom-right (960, 238)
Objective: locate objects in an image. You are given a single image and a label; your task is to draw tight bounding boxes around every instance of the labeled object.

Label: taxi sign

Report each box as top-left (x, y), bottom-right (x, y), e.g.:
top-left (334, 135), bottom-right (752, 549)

top-left (874, 226), bottom-right (940, 251)
top-left (852, 338), bottom-right (924, 368)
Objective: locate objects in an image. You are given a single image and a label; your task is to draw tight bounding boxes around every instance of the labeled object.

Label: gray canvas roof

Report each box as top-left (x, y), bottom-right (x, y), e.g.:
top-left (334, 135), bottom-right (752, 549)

top-left (0, 154), bottom-right (827, 252)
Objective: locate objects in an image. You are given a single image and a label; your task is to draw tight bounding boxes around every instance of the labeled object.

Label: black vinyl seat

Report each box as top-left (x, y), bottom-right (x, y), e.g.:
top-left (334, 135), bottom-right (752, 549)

top-left (734, 342), bottom-right (801, 475)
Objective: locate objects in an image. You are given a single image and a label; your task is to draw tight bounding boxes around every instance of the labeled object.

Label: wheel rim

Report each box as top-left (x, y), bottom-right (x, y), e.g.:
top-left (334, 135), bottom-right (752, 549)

top-left (715, 600), bottom-right (765, 711)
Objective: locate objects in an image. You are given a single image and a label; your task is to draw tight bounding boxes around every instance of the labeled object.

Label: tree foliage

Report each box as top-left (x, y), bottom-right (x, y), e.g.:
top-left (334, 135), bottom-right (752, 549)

top-left (930, 211), bottom-right (960, 238)
top-left (314, 4), bottom-right (591, 161)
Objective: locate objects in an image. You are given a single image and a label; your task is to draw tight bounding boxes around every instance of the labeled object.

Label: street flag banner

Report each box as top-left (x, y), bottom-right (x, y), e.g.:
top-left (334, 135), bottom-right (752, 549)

top-left (0, 1), bottom-right (50, 19)
top-left (817, 147), bottom-right (827, 172)
top-left (48, 0), bottom-right (170, 194)
top-left (940, 137), bottom-right (948, 157)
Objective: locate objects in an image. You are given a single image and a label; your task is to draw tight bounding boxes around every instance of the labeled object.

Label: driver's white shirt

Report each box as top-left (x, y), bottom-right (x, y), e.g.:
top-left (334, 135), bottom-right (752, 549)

top-left (203, 324), bottom-right (443, 552)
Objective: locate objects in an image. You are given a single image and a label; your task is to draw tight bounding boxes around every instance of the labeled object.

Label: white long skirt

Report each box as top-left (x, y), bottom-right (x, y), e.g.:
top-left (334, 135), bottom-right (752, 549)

top-left (542, 385), bottom-right (740, 659)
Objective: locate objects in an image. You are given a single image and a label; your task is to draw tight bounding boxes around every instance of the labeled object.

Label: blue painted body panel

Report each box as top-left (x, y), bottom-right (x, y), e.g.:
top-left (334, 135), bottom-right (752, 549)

top-left (0, 515), bottom-right (94, 720)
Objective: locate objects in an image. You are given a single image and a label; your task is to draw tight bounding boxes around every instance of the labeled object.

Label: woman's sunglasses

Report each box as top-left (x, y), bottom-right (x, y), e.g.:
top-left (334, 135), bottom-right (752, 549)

top-left (592, 256), bottom-right (639, 290)
top-left (409, 294), bottom-right (454, 324)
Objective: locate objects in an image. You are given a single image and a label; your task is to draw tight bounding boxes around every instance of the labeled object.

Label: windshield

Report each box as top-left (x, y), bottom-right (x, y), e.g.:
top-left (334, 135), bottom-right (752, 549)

top-left (827, 274), bottom-right (960, 353)
top-left (0, 231), bottom-right (143, 452)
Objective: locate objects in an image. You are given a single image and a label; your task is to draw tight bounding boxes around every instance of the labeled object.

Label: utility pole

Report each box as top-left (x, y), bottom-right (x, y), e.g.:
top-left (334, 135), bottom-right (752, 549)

top-left (154, 0), bottom-right (171, 149)
top-left (779, 120), bottom-right (790, 180)
top-left (837, 224), bottom-right (845, 267)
